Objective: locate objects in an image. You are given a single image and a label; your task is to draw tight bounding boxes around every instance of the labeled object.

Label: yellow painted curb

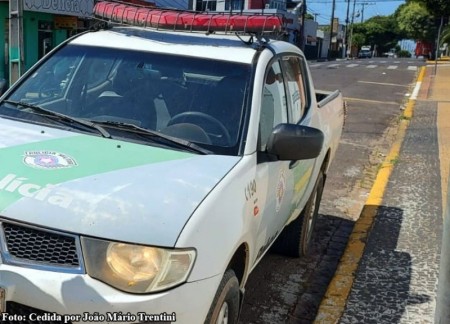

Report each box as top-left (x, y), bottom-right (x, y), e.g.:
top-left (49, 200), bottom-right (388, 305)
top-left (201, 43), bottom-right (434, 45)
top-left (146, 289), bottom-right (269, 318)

top-left (313, 66), bottom-right (426, 324)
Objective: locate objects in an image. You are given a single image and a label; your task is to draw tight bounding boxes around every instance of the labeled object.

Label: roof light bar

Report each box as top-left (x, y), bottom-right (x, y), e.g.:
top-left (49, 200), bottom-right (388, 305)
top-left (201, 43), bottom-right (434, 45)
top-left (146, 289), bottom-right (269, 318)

top-left (93, 0), bottom-right (286, 34)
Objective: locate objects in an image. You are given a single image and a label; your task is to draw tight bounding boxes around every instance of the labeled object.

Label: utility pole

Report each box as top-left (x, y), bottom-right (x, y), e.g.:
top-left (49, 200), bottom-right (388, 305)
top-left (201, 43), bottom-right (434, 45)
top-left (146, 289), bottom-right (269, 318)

top-left (9, 0), bottom-right (24, 85)
top-left (347, 0), bottom-right (357, 58)
top-left (434, 16), bottom-right (444, 75)
top-left (342, 0), bottom-right (351, 59)
top-left (360, 2), bottom-right (375, 23)
top-left (360, 3), bottom-right (366, 23)
top-left (327, 0), bottom-right (336, 60)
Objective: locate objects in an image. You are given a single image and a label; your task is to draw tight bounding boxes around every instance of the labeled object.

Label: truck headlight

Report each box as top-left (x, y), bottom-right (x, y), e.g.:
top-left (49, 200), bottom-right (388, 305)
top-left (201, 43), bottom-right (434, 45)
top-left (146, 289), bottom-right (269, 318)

top-left (81, 237), bottom-right (196, 293)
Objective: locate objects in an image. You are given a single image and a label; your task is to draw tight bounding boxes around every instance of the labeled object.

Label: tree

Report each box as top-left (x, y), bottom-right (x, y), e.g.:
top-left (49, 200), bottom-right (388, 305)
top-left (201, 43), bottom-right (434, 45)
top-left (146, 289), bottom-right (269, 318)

top-left (442, 25), bottom-right (450, 45)
top-left (351, 33), bottom-right (365, 49)
top-left (351, 15), bottom-right (403, 55)
top-left (396, 1), bottom-right (437, 42)
top-left (418, 0), bottom-right (450, 18)
top-left (304, 13), bottom-right (314, 21)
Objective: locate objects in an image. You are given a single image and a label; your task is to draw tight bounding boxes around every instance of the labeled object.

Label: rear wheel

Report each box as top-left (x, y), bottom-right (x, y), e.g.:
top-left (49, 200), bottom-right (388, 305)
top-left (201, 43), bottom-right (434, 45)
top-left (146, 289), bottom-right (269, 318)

top-left (205, 269), bottom-right (240, 324)
top-left (272, 171), bottom-right (325, 257)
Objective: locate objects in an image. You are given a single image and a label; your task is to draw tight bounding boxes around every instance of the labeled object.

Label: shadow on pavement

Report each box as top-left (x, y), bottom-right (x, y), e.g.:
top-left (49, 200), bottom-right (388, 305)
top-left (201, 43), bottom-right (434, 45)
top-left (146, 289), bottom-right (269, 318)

top-left (340, 205), bottom-right (430, 323)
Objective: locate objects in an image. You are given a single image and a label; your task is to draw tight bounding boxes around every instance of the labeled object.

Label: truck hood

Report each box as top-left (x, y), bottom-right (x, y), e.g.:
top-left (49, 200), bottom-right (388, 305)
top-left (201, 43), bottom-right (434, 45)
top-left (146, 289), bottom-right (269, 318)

top-left (0, 119), bottom-right (240, 246)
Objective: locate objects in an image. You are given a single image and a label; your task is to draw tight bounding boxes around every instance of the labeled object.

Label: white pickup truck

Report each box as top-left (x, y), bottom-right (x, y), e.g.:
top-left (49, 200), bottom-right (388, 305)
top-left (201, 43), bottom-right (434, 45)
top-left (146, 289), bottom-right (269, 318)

top-left (0, 2), bottom-right (344, 323)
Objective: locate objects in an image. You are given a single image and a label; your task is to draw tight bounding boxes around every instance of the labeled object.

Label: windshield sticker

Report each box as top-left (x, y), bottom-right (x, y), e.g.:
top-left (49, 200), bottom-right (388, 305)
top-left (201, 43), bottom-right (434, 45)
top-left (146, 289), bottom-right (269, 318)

top-left (23, 151), bottom-right (77, 170)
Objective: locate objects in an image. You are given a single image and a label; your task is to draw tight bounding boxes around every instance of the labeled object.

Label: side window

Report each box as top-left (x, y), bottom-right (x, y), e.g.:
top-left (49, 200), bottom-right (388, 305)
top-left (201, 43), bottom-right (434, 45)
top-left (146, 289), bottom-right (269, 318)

top-left (281, 56), bottom-right (308, 123)
top-left (259, 61), bottom-right (288, 151)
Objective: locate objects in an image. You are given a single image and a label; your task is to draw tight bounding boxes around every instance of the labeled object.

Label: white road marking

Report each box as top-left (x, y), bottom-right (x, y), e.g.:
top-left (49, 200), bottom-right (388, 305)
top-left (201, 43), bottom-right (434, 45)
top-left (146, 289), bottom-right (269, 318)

top-left (366, 65), bottom-right (377, 68)
top-left (358, 81), bottom-right (409, 87)
top-left (387, 65), bottom-right (398, 69)
top-left (410, 81), bottom-right (422, 100)
top-left (407, 66), bottom-right (418, 71)
top-left (347, 64), bottom-right (359, 68)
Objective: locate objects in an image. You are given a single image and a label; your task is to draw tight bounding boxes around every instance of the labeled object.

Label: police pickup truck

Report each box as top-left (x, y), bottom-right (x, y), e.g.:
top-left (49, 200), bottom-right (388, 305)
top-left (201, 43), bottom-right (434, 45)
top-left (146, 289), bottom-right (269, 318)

top-left (0, 2), bottom-right (345, 323)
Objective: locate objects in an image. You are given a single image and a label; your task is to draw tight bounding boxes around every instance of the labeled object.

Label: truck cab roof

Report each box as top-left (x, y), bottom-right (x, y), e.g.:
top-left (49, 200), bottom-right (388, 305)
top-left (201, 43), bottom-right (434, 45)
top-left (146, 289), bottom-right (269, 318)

top-left (72, 26), bottom-right (257, 64)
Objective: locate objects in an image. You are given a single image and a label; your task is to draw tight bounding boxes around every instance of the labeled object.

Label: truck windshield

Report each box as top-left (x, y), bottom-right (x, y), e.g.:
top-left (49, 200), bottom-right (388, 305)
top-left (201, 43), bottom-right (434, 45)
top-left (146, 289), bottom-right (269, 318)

top-left (2, 44), bottom-right (251, 155)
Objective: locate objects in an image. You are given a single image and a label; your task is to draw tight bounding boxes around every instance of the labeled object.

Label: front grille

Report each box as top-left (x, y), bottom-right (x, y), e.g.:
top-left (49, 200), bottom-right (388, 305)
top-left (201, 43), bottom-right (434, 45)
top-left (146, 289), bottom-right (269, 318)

top-left (1, 222), bottom-right (80, 268)
top-left (4, 301), bottom-right (71, 324)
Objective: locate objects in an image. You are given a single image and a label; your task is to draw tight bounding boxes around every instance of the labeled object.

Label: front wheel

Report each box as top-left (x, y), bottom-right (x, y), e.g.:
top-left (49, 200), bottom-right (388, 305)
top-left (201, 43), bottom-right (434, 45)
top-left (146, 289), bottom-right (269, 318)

top-left (271, 171), bottom-right (325, 257)
top-left (205, 269), bottom-right (240, 324)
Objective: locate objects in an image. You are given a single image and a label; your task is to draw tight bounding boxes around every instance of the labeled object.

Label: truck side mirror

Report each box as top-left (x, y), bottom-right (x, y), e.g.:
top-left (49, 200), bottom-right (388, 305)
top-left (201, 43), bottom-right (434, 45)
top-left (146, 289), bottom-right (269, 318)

top-left (266, 124), bottom-right (324, 161)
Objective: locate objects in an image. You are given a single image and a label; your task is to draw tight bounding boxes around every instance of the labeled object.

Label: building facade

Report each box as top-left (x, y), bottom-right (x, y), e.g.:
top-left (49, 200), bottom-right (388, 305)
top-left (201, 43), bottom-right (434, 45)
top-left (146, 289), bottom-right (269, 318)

top-left (0, 0), bottom-right (313, 87)
top-left (1, 0), bottom-right (94, 86)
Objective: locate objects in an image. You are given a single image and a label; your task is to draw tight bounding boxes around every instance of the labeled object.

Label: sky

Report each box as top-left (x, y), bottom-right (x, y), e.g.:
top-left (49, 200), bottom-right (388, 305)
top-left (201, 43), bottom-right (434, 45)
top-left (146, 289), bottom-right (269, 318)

top-left (306, 0), bottom-right (406, 26)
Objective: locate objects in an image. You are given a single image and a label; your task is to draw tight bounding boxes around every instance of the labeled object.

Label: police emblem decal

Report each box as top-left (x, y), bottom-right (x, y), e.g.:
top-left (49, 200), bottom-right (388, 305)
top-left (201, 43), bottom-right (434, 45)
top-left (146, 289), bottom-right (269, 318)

top-left (23, 151), bottom-right (77, 169)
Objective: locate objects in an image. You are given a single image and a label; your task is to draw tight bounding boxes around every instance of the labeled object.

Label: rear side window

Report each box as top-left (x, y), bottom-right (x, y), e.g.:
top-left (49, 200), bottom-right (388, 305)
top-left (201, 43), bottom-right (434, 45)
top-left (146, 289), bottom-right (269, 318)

top-left (281, 56), bottom-right (308, 123)
top-left (259, 61), bottom-right (288, 151)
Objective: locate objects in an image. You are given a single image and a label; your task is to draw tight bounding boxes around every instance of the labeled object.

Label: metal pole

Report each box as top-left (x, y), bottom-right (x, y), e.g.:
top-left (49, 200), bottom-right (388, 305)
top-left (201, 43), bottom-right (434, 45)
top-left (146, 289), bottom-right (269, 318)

top-left (361, 3), bottom-right (365, 23)
top-left (347, 0), bottom-right (356, 58)
top-left (343, 0), bottom-right (351, 59)
top-left (434, 16), bottom-right (444, 75)
top-left (327, 0), bottom-right (336, 60)
top-left (9, 0), bottom-right (24, 85)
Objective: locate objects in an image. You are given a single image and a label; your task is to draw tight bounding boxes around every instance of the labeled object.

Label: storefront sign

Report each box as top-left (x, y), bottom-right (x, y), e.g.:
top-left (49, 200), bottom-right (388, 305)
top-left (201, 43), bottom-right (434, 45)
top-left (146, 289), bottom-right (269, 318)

top-left (55, 16), bottom-right (78, 29)
top-left (23, 0), bottom-right (94, 18)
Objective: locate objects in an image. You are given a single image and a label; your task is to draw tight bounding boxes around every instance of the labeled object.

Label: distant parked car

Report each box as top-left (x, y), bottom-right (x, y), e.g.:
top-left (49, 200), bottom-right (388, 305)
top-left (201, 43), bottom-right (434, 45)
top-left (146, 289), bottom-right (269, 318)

top-left (382, 51), bottom-right (396, 58)
top-left (358, 49), bottom-right (372, 58)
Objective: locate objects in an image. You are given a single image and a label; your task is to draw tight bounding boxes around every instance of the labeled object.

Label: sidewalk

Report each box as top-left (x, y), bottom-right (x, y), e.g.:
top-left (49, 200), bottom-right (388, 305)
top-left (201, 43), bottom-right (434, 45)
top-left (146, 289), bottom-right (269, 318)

top-left (314, 61), bottom-right (450, 323)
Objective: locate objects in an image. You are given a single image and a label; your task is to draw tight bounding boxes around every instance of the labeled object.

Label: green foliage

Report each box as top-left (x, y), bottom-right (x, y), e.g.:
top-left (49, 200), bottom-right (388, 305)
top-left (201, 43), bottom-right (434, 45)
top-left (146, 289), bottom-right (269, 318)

top-left (397, 50), bottom-right (412, 57)
top-left (396, 1), bottom-right (437, 41)
top-left (417, 0), bottom-right (450, 18)
top-left (351, 33), bottom-right (365, 48)
top-left (351, 15), bottom-right (403, 54)
top-left (442, 25), bottom-right (450, 45)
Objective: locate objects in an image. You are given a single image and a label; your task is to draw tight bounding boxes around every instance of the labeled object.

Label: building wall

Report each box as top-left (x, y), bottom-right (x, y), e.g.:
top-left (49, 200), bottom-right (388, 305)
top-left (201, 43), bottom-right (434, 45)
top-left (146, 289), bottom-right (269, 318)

top-left (0, 1), bottom-right (8, 81)
top-left (23, 11), bottom-right (68, 72)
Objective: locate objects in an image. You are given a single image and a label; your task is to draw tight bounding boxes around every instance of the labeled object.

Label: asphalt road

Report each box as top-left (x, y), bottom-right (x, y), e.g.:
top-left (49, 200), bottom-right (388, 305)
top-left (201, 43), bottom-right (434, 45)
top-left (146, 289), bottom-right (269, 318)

top-left (238, 57), bottom-right (426, 324)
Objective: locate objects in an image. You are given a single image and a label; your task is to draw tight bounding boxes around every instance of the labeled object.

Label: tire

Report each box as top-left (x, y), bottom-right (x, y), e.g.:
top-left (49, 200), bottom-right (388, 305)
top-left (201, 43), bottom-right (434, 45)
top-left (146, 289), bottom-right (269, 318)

top-left (271, 171), bottom-right (325, 257)
top-left (205, 269), bottom-right (240, 324)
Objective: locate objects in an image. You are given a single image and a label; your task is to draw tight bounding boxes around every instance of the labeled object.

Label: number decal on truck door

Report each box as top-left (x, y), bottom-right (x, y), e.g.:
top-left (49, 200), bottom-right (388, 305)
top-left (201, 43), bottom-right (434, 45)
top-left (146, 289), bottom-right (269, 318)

top-left (244, 179), bottom-right (256, 201)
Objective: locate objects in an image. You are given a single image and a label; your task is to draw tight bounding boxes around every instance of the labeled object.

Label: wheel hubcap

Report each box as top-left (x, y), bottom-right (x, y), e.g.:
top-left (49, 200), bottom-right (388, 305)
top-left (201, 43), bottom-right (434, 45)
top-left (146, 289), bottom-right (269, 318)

top-left (216, 301), bottom-right (229, 324)
top-left (305, 192), bottom-right (317, 242)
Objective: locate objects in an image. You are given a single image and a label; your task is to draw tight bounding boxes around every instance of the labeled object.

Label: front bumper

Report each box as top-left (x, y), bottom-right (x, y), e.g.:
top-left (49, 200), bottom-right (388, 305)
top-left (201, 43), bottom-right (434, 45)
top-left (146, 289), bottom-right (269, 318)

top-left (0, 264), bottom-right (221, 323)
